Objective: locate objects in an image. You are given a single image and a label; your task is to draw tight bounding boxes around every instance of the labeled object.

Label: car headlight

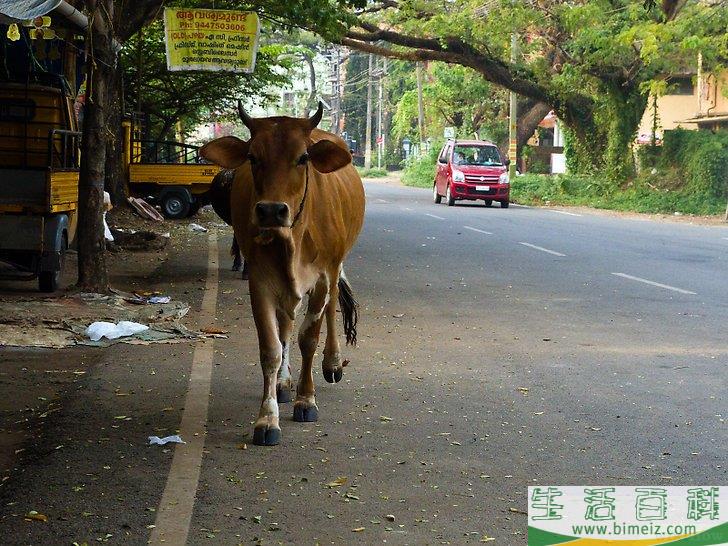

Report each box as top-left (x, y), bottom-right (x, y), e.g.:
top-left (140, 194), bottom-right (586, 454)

top-left (452, 169), bottom-right (465, 182)
top-left (499, 172), bottom-right (510, 184)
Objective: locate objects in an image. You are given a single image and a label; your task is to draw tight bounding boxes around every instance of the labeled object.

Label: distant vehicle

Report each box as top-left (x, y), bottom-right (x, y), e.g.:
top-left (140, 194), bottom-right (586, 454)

top-left (433, 140), bottom-right (510, 208)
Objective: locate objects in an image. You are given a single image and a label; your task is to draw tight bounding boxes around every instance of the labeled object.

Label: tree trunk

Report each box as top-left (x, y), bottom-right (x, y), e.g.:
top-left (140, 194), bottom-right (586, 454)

top-left (104, 57), bottom-right (128, 207)
top-left (77, 2), bottom-right (113, 292)
top-left (499, 100), bottom-right (552, 163)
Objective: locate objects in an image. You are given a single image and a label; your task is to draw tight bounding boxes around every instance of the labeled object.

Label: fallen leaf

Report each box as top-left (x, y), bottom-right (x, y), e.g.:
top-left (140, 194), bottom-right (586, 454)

top-left (352, 527), bottom-right (365, 532)
top-left (385, 514), bottom-right (395, 522)
top-left (201, 326), bottom-right (228, 335)
top-left (24, 511), bottom-right (48, 522)
top-left (379, 416), bottom-right (393, 422)
top-left (508, 507), bottom-right (527, 515)
top-left (326, 476), bottom-right (348, 488)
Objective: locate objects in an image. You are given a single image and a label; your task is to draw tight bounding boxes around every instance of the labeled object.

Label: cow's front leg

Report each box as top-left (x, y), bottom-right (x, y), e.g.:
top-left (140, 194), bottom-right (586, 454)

top-left (250, 285), bottom-right (282, 446)
top-left (276, 310), bottom-right (294, 404)
top-left (322, 277), bottom-right (344, 383)
top-left (294, 278), bottom-right (329, 422)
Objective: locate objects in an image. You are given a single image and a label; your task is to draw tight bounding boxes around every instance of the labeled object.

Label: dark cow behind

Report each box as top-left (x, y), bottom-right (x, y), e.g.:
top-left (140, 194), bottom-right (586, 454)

top-left (209, 168), bottom-right (248, 278)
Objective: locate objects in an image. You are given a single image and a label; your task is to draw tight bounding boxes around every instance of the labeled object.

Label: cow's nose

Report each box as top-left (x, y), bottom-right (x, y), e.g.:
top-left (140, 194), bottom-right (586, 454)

top-left (255, 201), bottom-right (290, 227)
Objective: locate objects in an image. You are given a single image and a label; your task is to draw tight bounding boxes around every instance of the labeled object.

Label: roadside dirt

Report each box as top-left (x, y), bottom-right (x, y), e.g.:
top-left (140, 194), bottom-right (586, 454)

top-left (0, 204), bottom-right (225, 487)
top-left (545, 204), bottom-right (728, 227)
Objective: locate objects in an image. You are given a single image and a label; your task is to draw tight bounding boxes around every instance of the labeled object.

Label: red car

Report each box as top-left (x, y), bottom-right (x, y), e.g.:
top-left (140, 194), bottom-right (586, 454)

top-left (433, 140), bottom-right (510, 208)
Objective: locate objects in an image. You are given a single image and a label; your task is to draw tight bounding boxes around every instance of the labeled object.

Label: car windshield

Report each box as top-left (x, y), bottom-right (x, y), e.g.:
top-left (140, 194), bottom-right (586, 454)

top-left (452, 145), bottom-right (502, 166)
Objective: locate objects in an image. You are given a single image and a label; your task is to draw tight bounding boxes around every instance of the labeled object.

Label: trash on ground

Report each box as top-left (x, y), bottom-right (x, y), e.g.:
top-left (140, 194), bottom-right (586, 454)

top-left (148, 435), bottom-right (186, 446)
top-left (86, 321), bottom-right (150, 341)
top-left (0, 290), bottom-right (221, 348)
top-left (128, 196), bottom-right (164, 222)
top-left (148, 296), bottom-right (171, 304)
top-left (189, 223), bottom-right (208, 233)
top-left (103, 191), bottom-right (114, 242)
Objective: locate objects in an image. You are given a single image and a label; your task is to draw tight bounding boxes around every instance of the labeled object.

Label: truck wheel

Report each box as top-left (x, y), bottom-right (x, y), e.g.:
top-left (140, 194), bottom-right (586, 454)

top-left (446, 184), bottom-right (455, 207)
top-left (433, 183), bottom-right (442, 204)
top-left (39, 234), bottom-right (67, 293)
top-left (160, 191), bottom-right (191, 219)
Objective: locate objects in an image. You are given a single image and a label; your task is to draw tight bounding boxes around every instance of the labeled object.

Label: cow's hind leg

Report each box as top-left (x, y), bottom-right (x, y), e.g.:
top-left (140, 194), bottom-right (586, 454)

top-left (294, 277), bottom-right (329, 422)
top-left (250, 284), bottom-right (282, 446)
top-left (322, 269), bottom-right (358, 383)
top-left (276, 310), bottom-right (294, 404)
top-left (231, 237), bottom-right (242, 271)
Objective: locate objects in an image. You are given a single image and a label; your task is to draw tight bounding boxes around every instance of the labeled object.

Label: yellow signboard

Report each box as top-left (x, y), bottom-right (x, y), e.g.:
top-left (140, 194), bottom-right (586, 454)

top-left (163, 9), bottom-right (260, 73)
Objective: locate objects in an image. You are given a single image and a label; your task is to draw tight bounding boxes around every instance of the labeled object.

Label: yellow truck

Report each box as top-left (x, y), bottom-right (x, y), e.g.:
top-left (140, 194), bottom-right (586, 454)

top-left (0, 80), bottom-right (219, 291)
top-left (0, 77), bottom-right (80, 291)
top-left (125, 119), bottom-right (220, 218)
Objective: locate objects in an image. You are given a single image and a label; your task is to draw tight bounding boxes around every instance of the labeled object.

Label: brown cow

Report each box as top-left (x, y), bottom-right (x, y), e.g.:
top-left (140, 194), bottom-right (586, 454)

top-left (200, 103), bottom-right (365, 446)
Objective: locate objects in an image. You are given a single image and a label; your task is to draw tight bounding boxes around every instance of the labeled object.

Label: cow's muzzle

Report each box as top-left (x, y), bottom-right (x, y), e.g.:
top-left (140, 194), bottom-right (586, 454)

top-left (255, 201), bottom-right (291, 228)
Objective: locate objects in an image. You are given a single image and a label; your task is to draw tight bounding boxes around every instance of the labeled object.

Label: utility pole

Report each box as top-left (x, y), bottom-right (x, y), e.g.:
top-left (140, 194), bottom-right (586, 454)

top-left (416, 62), bottom-right (425, 154)
top-left (376, 58), bottom-right (384, 169)
top-left (364, 53), bottom-right (373, 170)
top-left (508, 34), bottom-right (518, 179)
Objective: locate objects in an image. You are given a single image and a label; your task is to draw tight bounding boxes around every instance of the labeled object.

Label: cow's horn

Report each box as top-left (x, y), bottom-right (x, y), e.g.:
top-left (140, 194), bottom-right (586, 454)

top-left (237, 100), bottom-right (256, 132)
top-left (308, 101), bottom-right (324, 129)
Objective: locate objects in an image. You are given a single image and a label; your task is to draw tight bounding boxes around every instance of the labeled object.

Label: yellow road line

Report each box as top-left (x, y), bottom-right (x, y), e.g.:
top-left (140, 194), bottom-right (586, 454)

top-left (150, 233), bottom-right (219, 544)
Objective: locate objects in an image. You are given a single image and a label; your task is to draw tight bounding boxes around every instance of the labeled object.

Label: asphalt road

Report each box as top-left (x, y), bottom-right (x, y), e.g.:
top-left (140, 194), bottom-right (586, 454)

top-left (0, 180), bottom-right (726, 545)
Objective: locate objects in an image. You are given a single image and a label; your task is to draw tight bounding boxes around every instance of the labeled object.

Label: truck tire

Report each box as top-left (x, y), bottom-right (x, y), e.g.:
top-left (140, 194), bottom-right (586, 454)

top-left (39, 233), bottom-right (67, 293)
top-left (160, 190), bottom-right (191, 219)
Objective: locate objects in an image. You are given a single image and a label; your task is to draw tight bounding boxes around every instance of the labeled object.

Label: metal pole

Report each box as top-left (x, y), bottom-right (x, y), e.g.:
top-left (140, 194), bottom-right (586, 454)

top-left (416, 62), bottom-right (425, 154)
top-left (377, 58), bottom-right (383, 169)
top-left (508, 34), bottom-right (518, 179)
top-left (364, 53), bottom-right (373, 170)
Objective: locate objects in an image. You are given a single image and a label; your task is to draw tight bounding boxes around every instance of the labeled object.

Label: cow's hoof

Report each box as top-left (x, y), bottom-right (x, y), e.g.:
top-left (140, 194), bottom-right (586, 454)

top-left (323, 367), bottom-right (343, 383)
top-left (252, 425), bottom-right (281, 446)
top-left (276, 385), bottom-right (292, 404)
top-left (293, 403), bottom-right (319, 422)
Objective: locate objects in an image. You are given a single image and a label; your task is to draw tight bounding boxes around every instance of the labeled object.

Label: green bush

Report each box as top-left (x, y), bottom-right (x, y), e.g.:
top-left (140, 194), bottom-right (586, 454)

top-left (661, 129), bottom-right (728, 199)
top-left (510, 172), bottom-right (725, 216)
top-left (401, 143), bottom-right (442, 188)
top-left (356, 167), bottom-right (389, 178)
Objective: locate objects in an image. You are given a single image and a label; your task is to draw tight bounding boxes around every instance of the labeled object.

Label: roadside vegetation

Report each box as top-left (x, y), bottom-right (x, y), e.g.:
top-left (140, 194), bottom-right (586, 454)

top-left (402, 130), bottom-right (728, 216)
top-left (356, 167), bottom-right (389, 178)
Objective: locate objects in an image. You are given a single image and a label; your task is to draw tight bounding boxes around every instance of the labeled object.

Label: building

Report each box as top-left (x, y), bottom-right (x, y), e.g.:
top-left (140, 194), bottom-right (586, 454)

top-left (637, 68), bottom-right (728, 142)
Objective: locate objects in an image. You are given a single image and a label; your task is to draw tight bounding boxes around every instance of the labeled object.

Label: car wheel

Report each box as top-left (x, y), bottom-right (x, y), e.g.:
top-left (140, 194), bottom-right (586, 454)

top-left (39, 234), bottom-right (66, 293)
top-left (433, 183), bottom-right (442, 204)
top-left (446, 184), bottom-right (455, 206)
top-left (500, 199), bottom-right (510, 208)
top-left (484, 199), bottom-right (493, 207)
top-left (161, 191), bottom-right (191, 219)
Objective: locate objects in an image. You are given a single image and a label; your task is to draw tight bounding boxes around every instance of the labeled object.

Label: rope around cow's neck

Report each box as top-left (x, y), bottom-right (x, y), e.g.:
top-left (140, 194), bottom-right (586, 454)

top-left (290, 163), bottom-right (309, 229)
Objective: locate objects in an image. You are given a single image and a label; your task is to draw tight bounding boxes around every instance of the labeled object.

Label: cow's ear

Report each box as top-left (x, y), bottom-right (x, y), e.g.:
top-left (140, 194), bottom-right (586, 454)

top-left (200, 136), bottom-right (249, 169)
top-left (308, 140), bottom-right (352, 173)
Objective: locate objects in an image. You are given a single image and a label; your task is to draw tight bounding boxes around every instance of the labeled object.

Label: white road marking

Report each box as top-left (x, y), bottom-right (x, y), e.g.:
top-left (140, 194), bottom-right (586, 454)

top-left (402, 207), bottom-right (414, 211)
top-left (722, 237), bottom-right (728, 241)
top-left (518, 242), bottom-right (566, 257)
top-left (425, 213), bottom-right (445, 220)
top-left (150, 233), bottom-right (219, 545)
top-left (611, 272), bottom-right (696, 295)
top-left (376, 198), bottom-right (390, 203)
top-left (463, 225), bottom-right (493, 235)
top-left (549, 209), bottom-right (582, 217)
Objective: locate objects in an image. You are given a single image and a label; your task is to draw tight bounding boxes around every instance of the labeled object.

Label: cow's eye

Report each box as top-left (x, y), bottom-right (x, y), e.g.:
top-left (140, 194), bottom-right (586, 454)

top-left (247, 154), bottom-right (257, 165)
top-left (297, 153), bottom-right (309, 165)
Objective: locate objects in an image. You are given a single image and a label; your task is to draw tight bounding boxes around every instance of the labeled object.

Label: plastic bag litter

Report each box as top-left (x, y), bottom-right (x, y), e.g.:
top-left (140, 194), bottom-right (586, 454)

top-left (188, 223), bottom-right (208, 232)
top-left (149, 435), bottom-right (186, 446)
top-left (85, 321), bottom-right (149, 341)
top-left (148, 296), bottom-right (171, 304)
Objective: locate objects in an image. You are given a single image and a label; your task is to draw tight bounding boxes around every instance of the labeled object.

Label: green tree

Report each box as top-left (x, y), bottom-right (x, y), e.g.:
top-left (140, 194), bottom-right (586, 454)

top-left (341, 0), bottom-right (728, 179)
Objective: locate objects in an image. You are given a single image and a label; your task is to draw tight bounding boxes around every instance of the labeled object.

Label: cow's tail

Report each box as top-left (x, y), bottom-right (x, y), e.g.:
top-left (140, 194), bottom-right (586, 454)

top-left (337, 270), bottom-right (359, 346)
